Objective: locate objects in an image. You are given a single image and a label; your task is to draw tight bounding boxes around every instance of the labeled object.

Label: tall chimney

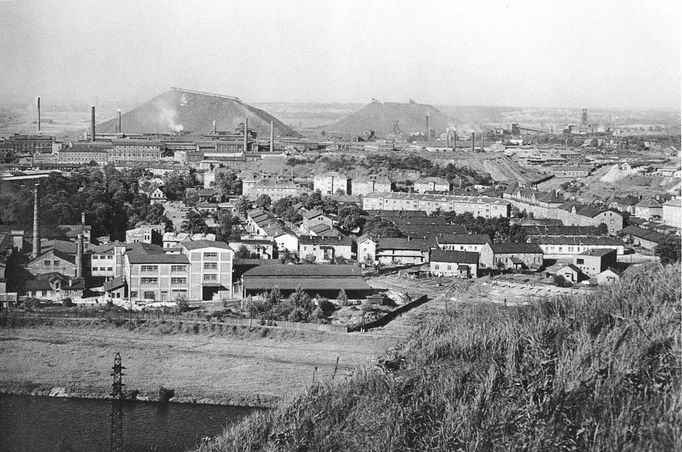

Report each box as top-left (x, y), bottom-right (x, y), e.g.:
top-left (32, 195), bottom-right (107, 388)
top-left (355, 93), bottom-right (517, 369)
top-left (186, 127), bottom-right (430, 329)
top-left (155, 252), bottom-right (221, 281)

top-left (481, 129), bottom-right (485, 152)
top-left (269, 120), bottom-right (274, 153)
top-left (445, 129), bottom-right (450, 148)
top-left (425, 114), bottom-right (430, 140)
top-left (243, 116), bottom-right (248, 153)
top-left (76, 232), bottom-right (83, 278)
top-left (37, 96), bottom-right (41, 134)
top-left (90, 106), bottom-right (96, 142)
top-left (453, 129), bottom-right (457, 151)
top-left (117, 109), bottom-right (122, 134)
top-left (471, 132), bottom-right (475, 152)
top-left (212, 120), bottom-right (216, 134)
top-left (31, 183), bottom-right (40, 259)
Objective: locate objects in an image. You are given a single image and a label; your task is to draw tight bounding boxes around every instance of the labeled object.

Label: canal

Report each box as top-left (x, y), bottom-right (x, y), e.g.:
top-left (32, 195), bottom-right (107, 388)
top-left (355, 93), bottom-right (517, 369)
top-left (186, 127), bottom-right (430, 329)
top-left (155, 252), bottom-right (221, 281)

top-left (0, 393), bottom-right (260, 451)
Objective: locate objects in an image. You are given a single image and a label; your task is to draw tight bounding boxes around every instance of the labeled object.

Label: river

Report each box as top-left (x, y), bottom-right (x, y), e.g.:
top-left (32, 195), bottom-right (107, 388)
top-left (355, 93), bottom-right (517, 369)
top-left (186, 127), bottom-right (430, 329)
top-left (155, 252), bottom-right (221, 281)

top-left (0, 394), bottom-right (260, 452)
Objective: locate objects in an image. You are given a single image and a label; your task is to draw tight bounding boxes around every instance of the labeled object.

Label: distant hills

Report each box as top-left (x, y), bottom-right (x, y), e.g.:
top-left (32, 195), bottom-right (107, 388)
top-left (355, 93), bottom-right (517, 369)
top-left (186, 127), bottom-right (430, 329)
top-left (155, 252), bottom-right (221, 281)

top-left (325, 101), bottom-right (453, 138)
top-left (97, 88), bottom-right (301, 137)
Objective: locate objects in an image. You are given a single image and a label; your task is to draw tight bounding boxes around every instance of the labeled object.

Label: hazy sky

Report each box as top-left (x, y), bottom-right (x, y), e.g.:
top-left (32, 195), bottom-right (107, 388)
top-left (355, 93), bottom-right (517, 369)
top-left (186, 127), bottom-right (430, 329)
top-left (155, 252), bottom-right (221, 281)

top-left (1, 0), bottom-right (679, 109)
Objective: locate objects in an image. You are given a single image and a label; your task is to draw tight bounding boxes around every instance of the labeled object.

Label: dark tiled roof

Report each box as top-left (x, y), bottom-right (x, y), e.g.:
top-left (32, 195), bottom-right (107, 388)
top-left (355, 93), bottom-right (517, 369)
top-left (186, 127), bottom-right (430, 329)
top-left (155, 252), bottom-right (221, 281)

top-left (430, 249), bottom-right (479, 264)
top-left (181, 240), bottom-right (232, 250)
top-left (103, 276), bottom-right (126, 291)
top-left (126, 252), bottom-right (189, 264)
top-left (298, 235), bottom-right (352, 246)
top-left (243, 278), bottom-right (371, 292)
top-left (301, 209), bottom-right (324, 220)
top-left (243, 264), bottom-right (362, 278)
top-left (522, 225), bottom-right (599, 236)
top-left (534, 236), bottom-right (624, 246)
top-left (377, 237), bottom-right (432, 252)
top-left (579, 248), bottom-right (618, 257)
top-left (489, 243), bottom-right (543, 254)
top-left (398, 224), bottom-right (467, 238)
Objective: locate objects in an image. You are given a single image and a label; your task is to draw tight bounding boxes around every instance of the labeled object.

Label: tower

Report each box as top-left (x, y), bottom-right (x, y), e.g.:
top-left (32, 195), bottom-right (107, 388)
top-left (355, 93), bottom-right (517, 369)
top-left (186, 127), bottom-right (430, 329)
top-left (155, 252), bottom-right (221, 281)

top-left (31, 183), bottom-right (40, 259)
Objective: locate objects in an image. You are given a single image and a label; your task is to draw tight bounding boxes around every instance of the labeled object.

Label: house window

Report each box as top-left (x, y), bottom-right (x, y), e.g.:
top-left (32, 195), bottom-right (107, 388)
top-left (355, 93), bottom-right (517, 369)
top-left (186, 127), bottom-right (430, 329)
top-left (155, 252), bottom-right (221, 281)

top-left (171, 277), bottom-right (186, 285)
top-left (203, 274), bottom-right (218, 281)
top-left (141, 265), bottom-right (158, 272)
top-left (435, 264), bottom-right (439, 269)
top-left (204, 262), bottom-right (218, 270)
top-left (203, 252), bottom-right (218, 260)
top-left (141, 277), bottom-right (158, 285)
top-left (576, 258), bottom-right (584, 264)
top-left (143, 291), bottom-right (156, 300)
top-left (130, 291), bottom-right (138, 298)
top-left (53, 260), bottom-right (60, 266)
top-left (171, 265), bottom-right (186, 272)
top-left (107, 267), bottom-right (113, 271)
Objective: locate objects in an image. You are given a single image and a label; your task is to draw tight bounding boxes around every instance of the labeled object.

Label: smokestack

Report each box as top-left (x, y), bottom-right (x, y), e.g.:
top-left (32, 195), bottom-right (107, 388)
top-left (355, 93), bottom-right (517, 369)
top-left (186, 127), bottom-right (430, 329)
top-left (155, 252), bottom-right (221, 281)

top-left (481, 129), bottom-right (485, 152)
top-left (37, 97), bottom-right (41, 134)
top-left (31, 184), bottom-right (40, 259)
top-left (117, 109), bottom-right (122, 134)
top-left (425, 114), bottom-right (430, 140)
top-left (471, 132), bottom-right (475, 152)
top-left (453, 129), bottom-right (457, 151)
top-left (243, 116), bottom-right (248, 153)
top-left (212, 120), bottom-right (216, 134)
top-left (445, 129), bottom-right (450, 148)
top-left (270, 121), bottom-right (274, 153)
top-left (76, 233), bottom-right (83, 278)
top-left (90, 106), bottom-right (96, 142)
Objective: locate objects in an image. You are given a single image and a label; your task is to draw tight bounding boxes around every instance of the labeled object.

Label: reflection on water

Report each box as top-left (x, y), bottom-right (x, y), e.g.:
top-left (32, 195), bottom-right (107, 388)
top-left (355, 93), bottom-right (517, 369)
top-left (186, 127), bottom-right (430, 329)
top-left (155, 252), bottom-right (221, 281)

top-left (0, 394), bottom-right (259, 452)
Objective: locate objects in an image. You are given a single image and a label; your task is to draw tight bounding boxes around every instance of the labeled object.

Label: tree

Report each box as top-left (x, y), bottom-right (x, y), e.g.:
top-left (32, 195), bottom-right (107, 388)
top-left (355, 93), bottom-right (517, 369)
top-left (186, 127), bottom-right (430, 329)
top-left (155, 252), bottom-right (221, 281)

top-left (363, 216), bottom-right (404, 240)
top-left (337, 289), bottom-right (349, 306)
top-left (181, 210), bottom-right (209, 234)
top-left (655, 237), bottom-right (681, 265)
top-left (337, 204), bottom-right (366, 233)
top-left (215, 170), bottom-right (242, 196)
top-left (213, 210), bottom-right (238, 242)
top-left (256, 194), bottom-right (272, 210)
top-left (596, 223), bottom-right (609, 235)
top-left (279, 248), bottom-right (297, 264)
top-left (235, 196), bottom-right (252, 217)
top-left (235, 245), bottom-right (260, 259)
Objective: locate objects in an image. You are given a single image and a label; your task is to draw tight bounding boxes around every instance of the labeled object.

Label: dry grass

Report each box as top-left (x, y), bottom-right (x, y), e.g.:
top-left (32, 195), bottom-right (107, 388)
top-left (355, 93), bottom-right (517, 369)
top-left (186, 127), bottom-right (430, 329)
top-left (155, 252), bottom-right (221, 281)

top-left (197, 263), bottom-right (681, 451)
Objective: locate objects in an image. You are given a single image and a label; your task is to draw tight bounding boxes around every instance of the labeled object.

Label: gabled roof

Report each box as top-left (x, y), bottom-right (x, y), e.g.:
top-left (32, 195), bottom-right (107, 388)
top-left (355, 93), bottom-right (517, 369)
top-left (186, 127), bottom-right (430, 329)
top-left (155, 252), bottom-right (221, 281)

top-left (489, 242), bottom-right (543, 254)
top-left (533, 236), bottom-right (624, 246)
top-left (578, 248), bottom-right (618, 257)
top-left (557, 263), bottom-right (582, 273)
top-left (636, 198), bottom-right (662, 208)
top-left (377, 237), bottom-right (432, 252)
top-left (298, 235), bottom-right (352, 246)
top-left (30, 248), bottom-right (76, 265)
top-left (103, 276), bottom-right (126, 291)
top-left (430, 249), bottom-right (479, 264)
top-left (243, 264), bottom-right (362, 278)
top-left (301, 209), bottom-right (325, 220)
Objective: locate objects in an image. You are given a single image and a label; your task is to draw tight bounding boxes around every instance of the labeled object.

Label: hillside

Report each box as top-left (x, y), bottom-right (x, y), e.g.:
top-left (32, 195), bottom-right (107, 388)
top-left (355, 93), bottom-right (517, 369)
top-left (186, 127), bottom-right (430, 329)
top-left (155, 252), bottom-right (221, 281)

top-left (430, 153), bottom-right (549, 185)
top-left (97, 88), bottom-right (301, 137)
top-left (325, 101), bottom-right (453, 138)
top-left (198, 263), bottom-right (681, 451)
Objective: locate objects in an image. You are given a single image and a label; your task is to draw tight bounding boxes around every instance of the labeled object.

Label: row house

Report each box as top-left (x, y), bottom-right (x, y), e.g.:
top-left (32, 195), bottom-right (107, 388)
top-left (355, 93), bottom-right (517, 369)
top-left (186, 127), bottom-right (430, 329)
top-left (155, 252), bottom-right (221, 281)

top-left (298, 235), bottom-right (353, 263)
top-left (376, 237), bottom-right (432, 265)
top-left (362, 192), bottom-right (510, 218)
top-left (413, 177), bottom-right (450, 193)
top-left (351, 176), bottom-right (392, 196)
top-left (479, 243), bottom-right (543, 271)
top-left (109, 139), bottom-right (162, 163)
top-left (533, 235), bottom-right (625, 257)
top-left (313, 173), bottom-right (350, 195)
top-left (557, 202), bottom-right (623, 234)
top-left (435, 233), bottom-right (491, 253)
top-left (502, 185), bottom-right (564, 219)
top-left (429, 250), bottom-right (479, 278)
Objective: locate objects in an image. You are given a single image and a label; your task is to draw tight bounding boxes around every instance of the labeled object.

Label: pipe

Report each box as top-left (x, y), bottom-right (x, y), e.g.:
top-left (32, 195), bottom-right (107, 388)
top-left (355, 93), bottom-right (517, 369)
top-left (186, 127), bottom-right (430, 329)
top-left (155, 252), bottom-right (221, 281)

top-left (31, 183), bottom-right (40, 259)
top-left (91, 106), bottom-right (96, 142)
top-left (269, 121), bottom-right (274, 153)
top-left (37, 97), bottom-right (41, 134)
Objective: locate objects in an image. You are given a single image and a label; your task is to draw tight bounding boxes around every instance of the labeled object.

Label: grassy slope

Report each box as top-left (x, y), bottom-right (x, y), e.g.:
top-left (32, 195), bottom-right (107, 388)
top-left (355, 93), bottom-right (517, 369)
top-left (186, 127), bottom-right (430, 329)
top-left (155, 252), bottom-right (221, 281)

top-left (199, 264), bottom-right (681, 451)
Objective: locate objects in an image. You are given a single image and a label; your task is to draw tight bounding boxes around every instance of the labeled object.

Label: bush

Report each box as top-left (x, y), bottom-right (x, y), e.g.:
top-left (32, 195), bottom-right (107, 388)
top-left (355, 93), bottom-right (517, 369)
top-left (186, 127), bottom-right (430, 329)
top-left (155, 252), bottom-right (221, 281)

top-left (175, 294), bottom-right (190, 313)
top-left (23, 297), bottom-right (42, 310)
top-left (62, 297), bottom-right (75, 308)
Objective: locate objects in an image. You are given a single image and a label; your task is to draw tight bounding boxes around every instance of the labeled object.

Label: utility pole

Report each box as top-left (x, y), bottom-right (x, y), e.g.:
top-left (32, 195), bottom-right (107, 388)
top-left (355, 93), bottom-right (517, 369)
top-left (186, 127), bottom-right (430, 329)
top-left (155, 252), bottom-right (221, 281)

top-left (110, 353), bottom-right (125, 452)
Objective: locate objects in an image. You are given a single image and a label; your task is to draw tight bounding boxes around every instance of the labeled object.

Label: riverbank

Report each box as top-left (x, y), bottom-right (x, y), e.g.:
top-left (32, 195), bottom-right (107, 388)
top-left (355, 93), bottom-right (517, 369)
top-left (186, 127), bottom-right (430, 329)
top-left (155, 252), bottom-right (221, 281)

top-left (0, 320), bottom-right (394, 408)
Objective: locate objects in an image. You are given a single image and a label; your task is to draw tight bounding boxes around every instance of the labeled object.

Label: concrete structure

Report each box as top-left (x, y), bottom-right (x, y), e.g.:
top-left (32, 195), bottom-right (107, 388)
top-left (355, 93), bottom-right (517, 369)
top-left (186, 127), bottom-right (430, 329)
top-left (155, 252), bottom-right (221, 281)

top-left (429, 250), bottom-right (479, 278)
top-left (180, 241), bottom-right (233, 301)
top-left (126, 224), bottom-right (164, 245)
top-left (351, 175), bottom-right (392, 196)
top-left (573, 248), bottom-right (617, 277)
top-left (363, 192), bottom-right (510, 217)
top-left (58, 143), bottom-right (111, 165)
top-left (109, 139), bottom-right (162, 163)
top-left (479, 242), bottom-right (543, 271)
top-left (124, 250), bottom-right (189, 302)
top-left (242, 177), bottom-right (303, 201)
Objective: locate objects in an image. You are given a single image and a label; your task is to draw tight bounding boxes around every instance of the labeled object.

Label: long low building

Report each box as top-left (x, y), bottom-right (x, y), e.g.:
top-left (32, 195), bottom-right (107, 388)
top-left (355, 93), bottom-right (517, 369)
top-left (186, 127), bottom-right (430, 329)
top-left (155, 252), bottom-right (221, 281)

top-left (533, 235), bottom-right (626, 257)
top-left (241, 264), bottom-right (373, 298)
top-left (362, 192), bottom-right (510, 218)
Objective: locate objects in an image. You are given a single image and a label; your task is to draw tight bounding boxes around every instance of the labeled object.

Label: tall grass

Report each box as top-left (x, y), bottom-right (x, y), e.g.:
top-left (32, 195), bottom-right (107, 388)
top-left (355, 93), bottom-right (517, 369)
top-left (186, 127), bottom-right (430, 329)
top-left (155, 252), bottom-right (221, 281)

top-left (197, 263), bottom-right (681, 451)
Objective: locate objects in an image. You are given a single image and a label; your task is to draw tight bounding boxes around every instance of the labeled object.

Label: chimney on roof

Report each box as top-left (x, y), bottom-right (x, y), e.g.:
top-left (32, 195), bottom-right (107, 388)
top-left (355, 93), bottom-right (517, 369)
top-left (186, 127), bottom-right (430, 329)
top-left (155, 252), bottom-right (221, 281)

top-left (31, 183), bottom-right (40, 259)
top-left (90, 106), bottom-right (96, 142)
top-left (36, 96), bottom-right (41, 134)
top-left (76, 232), bottom-right (83, 278)
top-left (243, 116), bottom-right (248, 153)
top-left (270, 120), bottom-right (274, 153)
top-left (117, 109), bottom-right (122, 134)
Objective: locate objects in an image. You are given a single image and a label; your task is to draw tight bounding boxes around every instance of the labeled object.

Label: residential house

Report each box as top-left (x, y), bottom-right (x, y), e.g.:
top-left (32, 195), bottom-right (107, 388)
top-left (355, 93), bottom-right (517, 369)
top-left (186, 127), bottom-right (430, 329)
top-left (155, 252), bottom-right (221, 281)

top-left (298, 235), bottom-right (353, 263)
top-left (533, 235), bottom-right (626, 257)
top-left (126, 224), bottom-right (165, 245)
top-left (502, 185), bottom-right (564, 219)
top-left (435, 233), bottom-right (491, 253)
top-left (591, 268), bottom-right (621, 286)
top-left (228, 237), bottom-right (276, 259)
top-left (429, 250), bottom-right (479, 278)
top-left (351, 175), bottom-right (392, 196)
top-left (413, 177), bottom-right (449, 193)
top-left (313, 173), bottom-right (350, 195)
top-left (557, 202), bottom-right (623, 234)
top-left (376, 237), bottom-right (432, 265)
top-left (479, 242), bottom-right (544, 271)
top-left (300, 210), bottom-right (334, 234)
top-left (573, 248), bottom-right (618, 277)
top-left (634, 198), bottom-right (663, 220)
top-left (363, 192), bottom-right (510, 217)
top-left (103, 276), bottom-right (127, 300)
top-left (555, 264), bottom-right (582, 283)
top-left (663, 198), bottom-right (681, 227)
top-left (356, 236), bottom-right (377, 264)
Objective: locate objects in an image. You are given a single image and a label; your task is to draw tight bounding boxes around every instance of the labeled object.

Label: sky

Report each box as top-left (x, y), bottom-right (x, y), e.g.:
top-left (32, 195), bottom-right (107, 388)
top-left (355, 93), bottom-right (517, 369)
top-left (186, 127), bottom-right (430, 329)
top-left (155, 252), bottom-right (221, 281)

top-left (0, 0), bottom-right (680, 109)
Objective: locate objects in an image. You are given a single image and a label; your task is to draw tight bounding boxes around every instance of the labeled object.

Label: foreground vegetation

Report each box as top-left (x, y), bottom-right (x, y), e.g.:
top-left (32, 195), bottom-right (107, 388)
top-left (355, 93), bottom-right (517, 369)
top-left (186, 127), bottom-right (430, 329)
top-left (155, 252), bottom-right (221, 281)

top-left (198, 263), bottom-right (680, 451)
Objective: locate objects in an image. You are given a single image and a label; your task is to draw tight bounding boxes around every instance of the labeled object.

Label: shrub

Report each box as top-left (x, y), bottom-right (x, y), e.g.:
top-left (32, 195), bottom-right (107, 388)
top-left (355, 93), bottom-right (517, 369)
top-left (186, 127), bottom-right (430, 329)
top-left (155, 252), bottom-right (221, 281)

top-left (62, 297), bottom-right (75, 308)
top-left (175, 294), bottom-right (190, 313)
